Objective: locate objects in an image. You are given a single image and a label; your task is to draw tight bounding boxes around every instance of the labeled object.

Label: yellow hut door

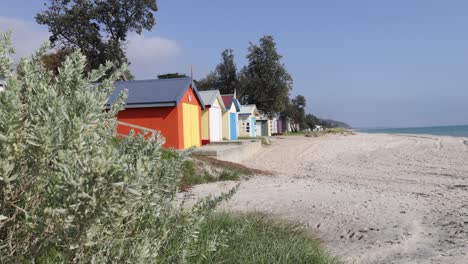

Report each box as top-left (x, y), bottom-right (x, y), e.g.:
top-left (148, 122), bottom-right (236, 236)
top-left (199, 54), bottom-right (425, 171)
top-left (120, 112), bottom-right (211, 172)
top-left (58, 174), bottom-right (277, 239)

top-left (183, 103), bottom-right (201, 148)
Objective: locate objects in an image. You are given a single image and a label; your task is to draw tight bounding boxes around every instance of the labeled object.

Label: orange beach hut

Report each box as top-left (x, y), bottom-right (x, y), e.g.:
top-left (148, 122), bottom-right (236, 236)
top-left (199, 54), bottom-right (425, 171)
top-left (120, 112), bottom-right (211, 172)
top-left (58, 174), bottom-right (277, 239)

top-left (106, 78), bottom-right (204, 149)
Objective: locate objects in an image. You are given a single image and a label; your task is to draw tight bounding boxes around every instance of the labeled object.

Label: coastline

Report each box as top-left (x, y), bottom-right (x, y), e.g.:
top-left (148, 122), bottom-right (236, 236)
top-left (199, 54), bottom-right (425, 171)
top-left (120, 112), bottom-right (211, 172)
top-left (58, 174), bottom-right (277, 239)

top-left (358, 125), bottom-right (468, 138)
top-left (357, 131), bottom-right (468, 140)
top-left (190, 133), bottom-right (468, 263)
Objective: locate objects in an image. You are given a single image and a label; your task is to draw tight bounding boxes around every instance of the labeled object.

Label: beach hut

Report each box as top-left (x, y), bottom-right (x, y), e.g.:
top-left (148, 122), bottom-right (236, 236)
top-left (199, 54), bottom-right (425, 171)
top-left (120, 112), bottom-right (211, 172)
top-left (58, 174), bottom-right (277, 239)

top-left (313, 125), bottom-right (323, 132)
top-left (221, 94), bottom-right (241, 140)
top-left (199, 90), bottom-right (226, 144)
top-left (106, 78), bottom-right (204, 149)
top-left (279, 116), bottom-right (291, 133)
top-left (266, 113), bottom-right (281, 135)
top-left (273, 113), bottom-right (282, 135)
top-left (238, 104), bottom-right (259, 137)
top-left (256, 112), bottom-right (272, 137)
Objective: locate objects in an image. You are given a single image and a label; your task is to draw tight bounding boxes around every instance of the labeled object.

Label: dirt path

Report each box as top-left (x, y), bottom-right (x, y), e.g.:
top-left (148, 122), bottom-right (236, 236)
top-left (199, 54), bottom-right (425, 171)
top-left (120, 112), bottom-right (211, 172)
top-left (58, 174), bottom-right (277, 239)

top-left (190, 133), bottom-right (468, 263)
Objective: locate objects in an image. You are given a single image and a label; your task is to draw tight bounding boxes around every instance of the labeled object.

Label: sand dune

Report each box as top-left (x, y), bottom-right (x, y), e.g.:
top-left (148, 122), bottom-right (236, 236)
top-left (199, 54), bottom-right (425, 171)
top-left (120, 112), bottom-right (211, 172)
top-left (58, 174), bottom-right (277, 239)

top-left (190, 133), bottom-right (468, 264)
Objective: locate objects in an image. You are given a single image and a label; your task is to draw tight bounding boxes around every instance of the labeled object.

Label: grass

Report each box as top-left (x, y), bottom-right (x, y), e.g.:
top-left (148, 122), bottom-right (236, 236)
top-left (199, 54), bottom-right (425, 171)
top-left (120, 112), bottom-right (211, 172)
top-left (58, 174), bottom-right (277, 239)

top-left (160, 147), bottom-right (179, 160)
top-left (237, 136), bottom-right (272, 145)
top-left (238, 136), bottom-right (265, 140)
top-left (193, 155), bottom-right (272, 176)
top-left (284, 128), bottom-right (354, 137)
top-left (178, 158), bottom-right (244, 191)
top-left (179, 155), bottom-right (272, 191)
top-left (154, 148), bottom-right (270, 191)
top-left (190, 212), bottom-right (340, 264)
top-left (180, 164), bottom-right (240, 186)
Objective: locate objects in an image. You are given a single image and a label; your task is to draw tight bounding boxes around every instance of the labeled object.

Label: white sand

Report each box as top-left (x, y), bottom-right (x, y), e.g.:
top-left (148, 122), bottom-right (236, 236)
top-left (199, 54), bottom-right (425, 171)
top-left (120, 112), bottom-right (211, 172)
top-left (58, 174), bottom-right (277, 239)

top-left (190, 133), bottom-right (468, 264)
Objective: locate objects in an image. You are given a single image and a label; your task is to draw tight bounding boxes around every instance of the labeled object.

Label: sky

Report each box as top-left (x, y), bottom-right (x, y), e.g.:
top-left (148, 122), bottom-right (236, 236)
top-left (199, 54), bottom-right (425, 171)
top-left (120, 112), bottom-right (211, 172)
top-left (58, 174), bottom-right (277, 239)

top-left (1, 0), bottom-right (468, 128)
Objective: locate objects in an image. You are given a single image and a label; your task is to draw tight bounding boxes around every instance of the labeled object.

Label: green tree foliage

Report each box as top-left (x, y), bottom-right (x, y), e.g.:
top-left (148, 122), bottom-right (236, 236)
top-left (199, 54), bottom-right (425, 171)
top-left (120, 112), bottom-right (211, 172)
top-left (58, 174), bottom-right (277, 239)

top-left (305, 113), bottom-right (320, 130)
top-left (240, 36), bottom-right (293, 115)
top-left (319, 119), bottom-right (351, 129)
top-left (195, 71), bottom-right (217, 90)
top-left (36, 0), bottom-right (158, 79)
top-left (216, 49), bottom-right (238, 94)
top-left (286, 95), bottom-right (307, 132)
top-left (157, 72), bottom-right (188, 79)
top-left (40, 48), bottom-right (72, 76)
top-left (0, 32), bottom-right (232, 263)
top-left (197, 49), bottom-right (238, 94)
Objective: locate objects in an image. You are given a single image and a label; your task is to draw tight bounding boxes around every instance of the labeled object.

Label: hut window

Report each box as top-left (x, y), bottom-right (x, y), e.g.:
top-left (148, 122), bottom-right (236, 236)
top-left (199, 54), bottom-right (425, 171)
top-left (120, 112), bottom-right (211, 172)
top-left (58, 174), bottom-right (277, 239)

top-left (246, 122), bottom-right (250, 132)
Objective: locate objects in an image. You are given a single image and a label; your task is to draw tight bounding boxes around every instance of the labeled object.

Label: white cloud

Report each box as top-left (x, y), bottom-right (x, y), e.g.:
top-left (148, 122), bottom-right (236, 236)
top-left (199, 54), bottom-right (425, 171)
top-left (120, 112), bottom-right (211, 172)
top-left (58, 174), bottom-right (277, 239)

top-left (0, 16), bottom-right (184, 79)
top-left (126, 33), bottom-right (184, 79)
top-left (0, 16), bottom-right (50, 63)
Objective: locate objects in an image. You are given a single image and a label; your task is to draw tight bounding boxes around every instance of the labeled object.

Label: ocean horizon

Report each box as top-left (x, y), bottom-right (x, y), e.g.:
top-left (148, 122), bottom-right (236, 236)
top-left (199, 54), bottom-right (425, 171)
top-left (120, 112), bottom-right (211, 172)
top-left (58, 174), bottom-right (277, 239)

top-left (359, 125), bottom-right (468, 137)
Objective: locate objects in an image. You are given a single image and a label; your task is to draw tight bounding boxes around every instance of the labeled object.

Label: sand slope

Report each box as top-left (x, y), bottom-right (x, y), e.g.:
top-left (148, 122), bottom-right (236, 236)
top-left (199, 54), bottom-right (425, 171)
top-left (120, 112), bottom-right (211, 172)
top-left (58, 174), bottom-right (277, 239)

top-left (190, 133), bottom-right (468, 264)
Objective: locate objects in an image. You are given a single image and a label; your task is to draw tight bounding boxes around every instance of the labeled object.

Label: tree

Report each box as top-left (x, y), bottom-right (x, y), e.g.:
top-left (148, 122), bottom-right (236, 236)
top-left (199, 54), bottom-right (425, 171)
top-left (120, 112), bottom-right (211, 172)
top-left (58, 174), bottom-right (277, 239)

top-left (215, 49), bottom-right (238, 94)
top-left (240, 36), bottom-right (292, 115)
top-left (286, 95), bottom-right (306, 132)
top-left (40, 48), bottom-right (72, 75)
top-left (305, 113), bottom-right (320, 130)
top-left (195, 71), bottom-right (217, 91)
top-left (196, 49), bottom-right (238, 94)
top-left (36, 0), bottom-right (158, 78)
top-left (157, 73), bottom-right (188, 79)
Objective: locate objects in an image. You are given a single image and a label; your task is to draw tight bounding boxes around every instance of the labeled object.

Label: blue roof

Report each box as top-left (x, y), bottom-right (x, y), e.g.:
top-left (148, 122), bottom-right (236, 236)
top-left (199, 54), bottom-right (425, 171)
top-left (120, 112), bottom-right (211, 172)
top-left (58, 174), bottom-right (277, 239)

top-left (106, 78), bottom-right (205, 109)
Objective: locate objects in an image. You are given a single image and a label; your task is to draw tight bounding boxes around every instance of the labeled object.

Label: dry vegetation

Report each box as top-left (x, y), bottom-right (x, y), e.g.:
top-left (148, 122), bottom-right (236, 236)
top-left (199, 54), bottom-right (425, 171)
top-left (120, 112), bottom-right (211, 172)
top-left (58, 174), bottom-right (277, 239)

top-left (284, 128), bottom-right (354, 138)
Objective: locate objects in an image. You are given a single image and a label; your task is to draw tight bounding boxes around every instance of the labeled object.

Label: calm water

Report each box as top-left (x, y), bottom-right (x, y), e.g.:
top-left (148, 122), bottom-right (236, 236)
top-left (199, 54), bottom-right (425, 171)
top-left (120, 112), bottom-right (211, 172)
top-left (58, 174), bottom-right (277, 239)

top-left (361, 125), bottom-right (468, 137)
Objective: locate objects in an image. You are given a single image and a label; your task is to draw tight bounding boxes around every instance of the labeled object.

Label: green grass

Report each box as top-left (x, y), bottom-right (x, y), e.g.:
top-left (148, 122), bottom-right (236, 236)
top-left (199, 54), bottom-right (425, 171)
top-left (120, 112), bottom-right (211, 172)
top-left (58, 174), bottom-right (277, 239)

top-left (238, 136), bottom-right (265, 140)
top-left (181, 168), bottom-right (240, 186)
top-left (237, 136), bottom-right (271, 145)
top-left (179, 159), bottom-right (241, 190)
top-left (193, 156), bottom-right (272, 177)
top-left (218, 170), bottom-right (241, 181)
top-left (190, 212), bottom-right (340, 264)
top-left (283, 128), bottom-right (354, 137)
top-left (160, 147), bottom-right (178, 160)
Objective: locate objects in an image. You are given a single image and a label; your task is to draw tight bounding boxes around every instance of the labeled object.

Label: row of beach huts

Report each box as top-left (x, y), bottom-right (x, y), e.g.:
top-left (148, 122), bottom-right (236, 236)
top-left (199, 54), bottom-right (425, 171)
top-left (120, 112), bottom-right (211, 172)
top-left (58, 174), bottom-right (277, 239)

top-left (0, 77), bottom-right (291, 149)
top-left (107, 77), bottom-right (291, 149)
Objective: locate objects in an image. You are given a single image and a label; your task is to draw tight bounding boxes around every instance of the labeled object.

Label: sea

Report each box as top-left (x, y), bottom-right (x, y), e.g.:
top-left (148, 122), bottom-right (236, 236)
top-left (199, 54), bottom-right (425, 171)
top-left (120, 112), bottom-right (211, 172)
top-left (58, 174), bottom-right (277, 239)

top-left (360, 125), bottom-right (468, 138)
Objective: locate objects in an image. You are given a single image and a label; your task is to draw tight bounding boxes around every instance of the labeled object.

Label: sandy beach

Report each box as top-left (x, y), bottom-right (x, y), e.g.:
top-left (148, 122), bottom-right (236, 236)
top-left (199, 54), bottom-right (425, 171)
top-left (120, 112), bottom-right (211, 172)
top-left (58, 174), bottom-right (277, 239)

top-left (190, 133), bottom-right (468, 264)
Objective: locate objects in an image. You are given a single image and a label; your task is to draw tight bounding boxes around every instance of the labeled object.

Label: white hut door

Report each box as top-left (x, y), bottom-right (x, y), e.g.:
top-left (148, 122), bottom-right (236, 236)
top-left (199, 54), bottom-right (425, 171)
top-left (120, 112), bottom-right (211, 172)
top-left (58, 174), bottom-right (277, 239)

top-left (209, 107), bottom-right (222, 141)
top-left (256, 122), bottom-right (262, 137)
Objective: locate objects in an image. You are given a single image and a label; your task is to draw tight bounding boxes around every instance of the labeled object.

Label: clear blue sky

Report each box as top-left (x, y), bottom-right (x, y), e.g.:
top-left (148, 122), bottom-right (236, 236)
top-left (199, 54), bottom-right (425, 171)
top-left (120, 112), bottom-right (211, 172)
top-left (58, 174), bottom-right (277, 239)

top-left (1, 0), bottom-right (468, 128)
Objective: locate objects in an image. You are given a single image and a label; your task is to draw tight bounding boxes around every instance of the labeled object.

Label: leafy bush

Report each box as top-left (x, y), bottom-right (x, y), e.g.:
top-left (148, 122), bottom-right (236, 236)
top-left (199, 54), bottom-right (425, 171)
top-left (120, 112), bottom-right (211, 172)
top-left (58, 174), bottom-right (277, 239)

top-left (0, 32), bottom-right (233, 263)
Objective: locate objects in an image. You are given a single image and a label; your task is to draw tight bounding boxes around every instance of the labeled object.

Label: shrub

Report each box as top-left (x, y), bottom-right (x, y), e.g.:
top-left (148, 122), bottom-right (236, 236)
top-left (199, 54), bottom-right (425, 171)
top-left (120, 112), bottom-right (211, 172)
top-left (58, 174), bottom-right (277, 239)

top-left (0, 32), bottom-right (232, 263)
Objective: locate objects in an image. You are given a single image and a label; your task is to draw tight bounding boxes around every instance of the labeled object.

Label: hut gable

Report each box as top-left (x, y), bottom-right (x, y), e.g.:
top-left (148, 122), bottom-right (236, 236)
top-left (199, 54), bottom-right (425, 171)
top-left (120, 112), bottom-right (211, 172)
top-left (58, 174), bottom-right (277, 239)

top-left (221, 94), bottom-right (241, 113)
top-left (107, 78), bottom-right (205, 109)
top-left (238, 104), bottom-right (259, 137)
top-left (239, 104), bottom-right (259, 116)
top-left (199, 90), bottom-right (226, 110)
top-left (221, 94), bottom-right (241, 140)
